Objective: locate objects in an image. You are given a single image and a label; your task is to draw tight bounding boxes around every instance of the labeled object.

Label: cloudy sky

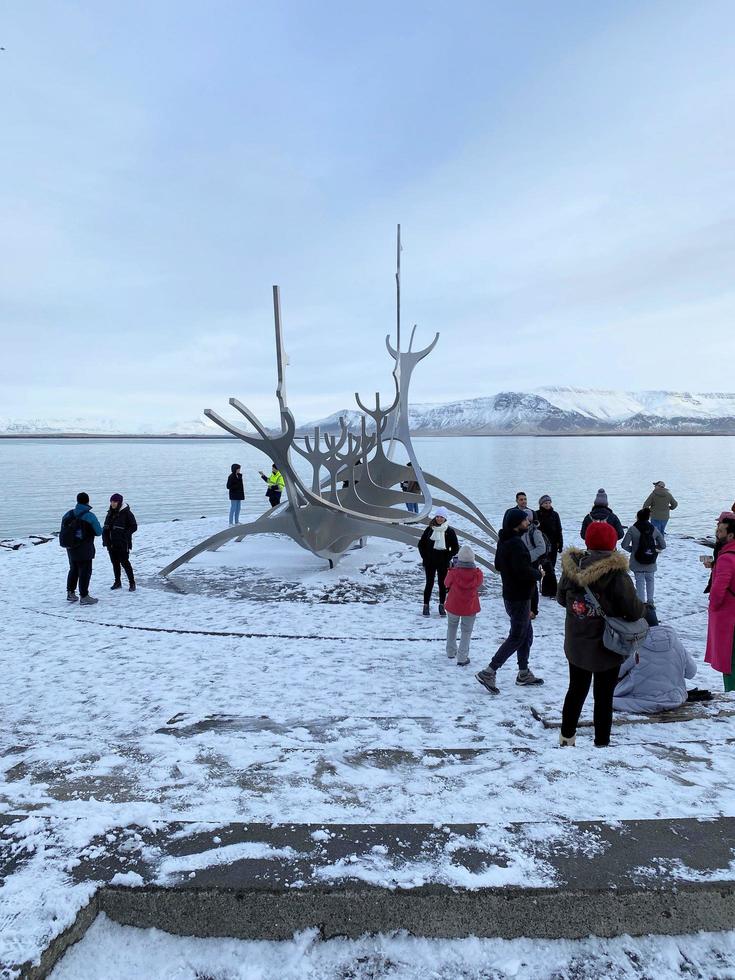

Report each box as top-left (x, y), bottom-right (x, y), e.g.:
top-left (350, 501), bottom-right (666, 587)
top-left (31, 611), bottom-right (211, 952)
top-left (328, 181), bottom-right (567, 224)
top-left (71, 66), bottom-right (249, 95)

top-left (1, 1), bottom-right (734, 427)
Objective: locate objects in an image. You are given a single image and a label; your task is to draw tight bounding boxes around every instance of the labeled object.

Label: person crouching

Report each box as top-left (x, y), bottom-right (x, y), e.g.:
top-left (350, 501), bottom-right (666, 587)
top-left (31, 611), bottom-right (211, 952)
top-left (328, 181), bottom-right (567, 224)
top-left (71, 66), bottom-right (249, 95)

top-left (444, 545), bottom-right (483, 666)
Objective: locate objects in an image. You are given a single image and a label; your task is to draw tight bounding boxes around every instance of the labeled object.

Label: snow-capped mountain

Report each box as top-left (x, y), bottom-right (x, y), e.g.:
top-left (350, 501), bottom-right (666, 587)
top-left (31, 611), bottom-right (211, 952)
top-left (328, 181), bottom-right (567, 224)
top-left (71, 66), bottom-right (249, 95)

top-left (3, 389), bottom-right (735, 435)
top-left (301, 389), bottom-right (735, 435)
top-left (0, 417), bottom-right (219, 436)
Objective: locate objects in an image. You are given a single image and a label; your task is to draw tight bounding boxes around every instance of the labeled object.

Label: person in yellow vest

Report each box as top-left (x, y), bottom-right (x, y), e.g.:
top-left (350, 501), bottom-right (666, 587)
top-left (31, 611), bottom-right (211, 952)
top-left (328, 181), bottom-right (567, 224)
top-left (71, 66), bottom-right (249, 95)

top-left (259, 464), bottom-right (286, 507)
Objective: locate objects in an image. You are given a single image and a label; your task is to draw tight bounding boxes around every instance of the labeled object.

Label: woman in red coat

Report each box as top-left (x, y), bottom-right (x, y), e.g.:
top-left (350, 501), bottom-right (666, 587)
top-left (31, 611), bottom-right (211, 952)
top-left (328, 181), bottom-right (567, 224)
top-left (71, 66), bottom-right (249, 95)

top-left (705, 517), bottom-right (735, 691)
top-left (444, 545), bottom-right (484, 667)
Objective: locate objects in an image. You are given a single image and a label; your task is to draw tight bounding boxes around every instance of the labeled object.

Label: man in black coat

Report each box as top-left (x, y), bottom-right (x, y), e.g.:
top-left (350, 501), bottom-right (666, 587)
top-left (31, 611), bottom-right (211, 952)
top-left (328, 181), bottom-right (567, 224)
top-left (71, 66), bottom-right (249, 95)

top-left (535, 494), bottom-right (564, 597)
top-left (102, 493), bottom-right (138, 591)
top-left (475, 507), bottom-right (544, 694)
top-left (580, 489), bottom-right (624, 541)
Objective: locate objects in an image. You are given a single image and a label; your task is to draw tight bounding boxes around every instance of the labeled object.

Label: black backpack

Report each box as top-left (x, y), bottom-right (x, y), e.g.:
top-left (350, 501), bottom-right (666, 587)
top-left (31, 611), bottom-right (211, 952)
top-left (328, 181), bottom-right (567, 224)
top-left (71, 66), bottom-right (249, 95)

top-left (59, 512), bottom-right (92, 549)
top-left (634, 523), bottom-right (658, 565)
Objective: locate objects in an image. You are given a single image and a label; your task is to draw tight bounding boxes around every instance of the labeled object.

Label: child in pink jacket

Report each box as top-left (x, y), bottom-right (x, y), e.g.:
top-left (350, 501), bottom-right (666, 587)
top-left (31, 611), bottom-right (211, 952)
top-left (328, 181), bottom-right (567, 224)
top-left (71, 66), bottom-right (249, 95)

top-left (444, 545), bottom-right (484, 666)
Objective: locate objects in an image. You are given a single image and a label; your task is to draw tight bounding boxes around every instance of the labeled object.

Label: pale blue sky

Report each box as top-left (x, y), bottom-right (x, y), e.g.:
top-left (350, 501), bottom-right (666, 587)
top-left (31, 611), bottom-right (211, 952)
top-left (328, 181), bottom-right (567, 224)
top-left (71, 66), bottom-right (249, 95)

top-left (1, 1), bottom-right (733, 425)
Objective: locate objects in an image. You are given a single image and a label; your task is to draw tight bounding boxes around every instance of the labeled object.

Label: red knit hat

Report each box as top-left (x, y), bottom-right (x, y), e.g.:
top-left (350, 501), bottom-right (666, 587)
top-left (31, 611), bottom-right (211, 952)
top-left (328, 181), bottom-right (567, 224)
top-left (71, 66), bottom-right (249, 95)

top-left (584, 520), bottom-right (618, 551)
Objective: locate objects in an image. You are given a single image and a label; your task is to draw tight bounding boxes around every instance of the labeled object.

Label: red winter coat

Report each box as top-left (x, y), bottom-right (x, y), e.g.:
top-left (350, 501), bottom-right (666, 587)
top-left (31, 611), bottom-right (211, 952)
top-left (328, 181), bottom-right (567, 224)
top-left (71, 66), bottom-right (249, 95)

top-left (705, 539), bottom-right (735, 674)
top-left (444, 566), bottom-right (483, 616)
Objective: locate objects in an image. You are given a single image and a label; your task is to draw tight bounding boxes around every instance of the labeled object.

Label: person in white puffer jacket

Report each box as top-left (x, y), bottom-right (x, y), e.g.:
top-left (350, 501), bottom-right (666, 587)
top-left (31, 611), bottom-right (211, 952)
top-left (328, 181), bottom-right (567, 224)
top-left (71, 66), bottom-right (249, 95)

top-left (613, 606), bottom-right (697, 714)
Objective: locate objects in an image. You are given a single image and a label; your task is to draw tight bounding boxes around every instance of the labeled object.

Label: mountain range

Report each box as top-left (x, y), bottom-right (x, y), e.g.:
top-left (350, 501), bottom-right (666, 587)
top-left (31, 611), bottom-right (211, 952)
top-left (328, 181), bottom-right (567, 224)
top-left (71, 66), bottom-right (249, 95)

top-left (2, 389), bottom-right (734, 436)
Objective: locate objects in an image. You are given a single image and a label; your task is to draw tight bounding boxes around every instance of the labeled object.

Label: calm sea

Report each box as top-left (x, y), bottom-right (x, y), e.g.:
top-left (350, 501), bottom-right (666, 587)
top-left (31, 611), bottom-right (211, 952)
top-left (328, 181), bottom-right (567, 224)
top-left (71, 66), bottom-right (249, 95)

top-left (0, 436), bottom-right (732, 539)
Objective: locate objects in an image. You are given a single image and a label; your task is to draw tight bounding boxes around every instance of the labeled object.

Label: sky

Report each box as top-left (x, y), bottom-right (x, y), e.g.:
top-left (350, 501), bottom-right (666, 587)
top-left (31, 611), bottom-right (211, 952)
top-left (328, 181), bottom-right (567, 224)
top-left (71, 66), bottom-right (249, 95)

top-left (1, 0), bottom-right (734, 427)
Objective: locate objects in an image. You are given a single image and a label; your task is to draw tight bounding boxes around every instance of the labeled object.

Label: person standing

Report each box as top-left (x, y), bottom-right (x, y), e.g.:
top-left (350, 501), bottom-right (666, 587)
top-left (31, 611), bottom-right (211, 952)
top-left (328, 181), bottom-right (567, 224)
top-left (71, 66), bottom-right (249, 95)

top-left (535, 494), bottom-right (563, 597)
top-left (704, 510), bottom-right (735, 594)
top-left (59, 492), bottom-right (103, 605)
top-left (260, 464), bottom-right (285, 507)
top-left (227, 464), bottom-right (244, 525)
top-left (621, 507), bottom-right (665, 604)
top-left (643, 480), bottom-right (678, 536)
top-left (504, 491), bottom-right (533, 525)
top-left (103, 493), bottom-right (138, 591)
top-left (506, 491), bottom-right (544, 616)
top-left (580, 489), bottom-right (624, 541)
top-left (704, 516), bottom-right (735, 692)
top-left (400, 462), bottom-right (421, 514)
top-left (556, 521), bottom-right (644, 747)
top-left (418, 506), bottom-right (459, 617)
top-left (444, 544), bottom-right (483, 666)
top-left (475, 507), bottom-right (544, 695)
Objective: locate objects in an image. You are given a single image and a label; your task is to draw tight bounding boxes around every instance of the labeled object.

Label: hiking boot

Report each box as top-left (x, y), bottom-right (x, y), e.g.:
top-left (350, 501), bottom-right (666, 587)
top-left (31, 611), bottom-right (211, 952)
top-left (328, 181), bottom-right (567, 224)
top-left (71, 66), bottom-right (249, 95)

top-left (66, 591), bottom-right (79, 603)
top-left (422, 603), bottom-right (430, 617)
top-left (438, 603), bottom-right (446, 617)
top-left (111, 582), bottom-right (122, 590)
top-left (516, 669), bottom-right (544, 686)
top-left (475, 668), bottom-right (499, 695)
top-left (457, 658), bottom-right (470, 667)
top-left (559, 734), bottom-right (576, 747)
top-left (129, 582), bottom-right (136, 592)
top-left (79, 595), bottom-right (99, 606)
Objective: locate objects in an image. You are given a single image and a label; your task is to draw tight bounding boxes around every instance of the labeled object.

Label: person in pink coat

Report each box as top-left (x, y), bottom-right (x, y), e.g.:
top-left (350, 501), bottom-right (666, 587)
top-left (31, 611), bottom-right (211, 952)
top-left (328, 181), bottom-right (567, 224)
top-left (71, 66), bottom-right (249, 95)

top-left (705, 516), bottom-right (735, 691)
top-left (444, 544), bottom-right (484, 667)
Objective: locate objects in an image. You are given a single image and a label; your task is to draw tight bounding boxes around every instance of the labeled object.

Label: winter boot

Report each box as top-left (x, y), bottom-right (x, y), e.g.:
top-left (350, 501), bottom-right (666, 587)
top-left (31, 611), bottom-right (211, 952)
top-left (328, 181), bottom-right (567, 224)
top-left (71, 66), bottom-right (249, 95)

top-left (66, 591), bottom-right (79, 603)
top-left (457, 657), bottom-right (470, 667)
top-left (438, 603), bottom-right (446, 617)
top-left (129, 582), bottom-right (136, 592)
top-left (475, 668), bottom-right (499, 695)
top-left (516, 669), bottom-right (544, 686)
top-left (79, 595), bottom-right (99, 606)
top-left (422, 603), bottom-right (430, 617)
top-left (559, 734), bottom-right (576, 747)
top-left (111, 582), bottom-right (122, 590)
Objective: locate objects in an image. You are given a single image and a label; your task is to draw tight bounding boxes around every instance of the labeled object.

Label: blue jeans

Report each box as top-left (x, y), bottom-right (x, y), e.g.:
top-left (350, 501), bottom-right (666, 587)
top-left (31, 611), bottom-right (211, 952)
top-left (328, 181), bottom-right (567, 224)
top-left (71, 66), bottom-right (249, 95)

top-left (229, 499), bottom-right (242, 524)
top-left (489, 599), bottom-right (533, 672)
top-left (651, 518), bottom-right (668, 535)
top-left (405, 502), bottom-right (419, 513)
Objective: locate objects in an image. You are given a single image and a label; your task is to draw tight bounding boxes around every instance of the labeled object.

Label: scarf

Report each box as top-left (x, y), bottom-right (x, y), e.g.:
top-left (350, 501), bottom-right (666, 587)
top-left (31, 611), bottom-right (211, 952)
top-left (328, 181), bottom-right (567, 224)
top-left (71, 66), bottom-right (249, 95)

top-left (430, 523), bottom-right (449, 549)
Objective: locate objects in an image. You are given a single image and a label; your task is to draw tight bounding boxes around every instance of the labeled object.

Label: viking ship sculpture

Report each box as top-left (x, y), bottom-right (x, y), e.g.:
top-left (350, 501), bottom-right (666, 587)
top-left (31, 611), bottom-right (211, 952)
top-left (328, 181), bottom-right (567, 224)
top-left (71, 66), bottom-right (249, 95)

top-left (160, 235), bottom-right (497, 576)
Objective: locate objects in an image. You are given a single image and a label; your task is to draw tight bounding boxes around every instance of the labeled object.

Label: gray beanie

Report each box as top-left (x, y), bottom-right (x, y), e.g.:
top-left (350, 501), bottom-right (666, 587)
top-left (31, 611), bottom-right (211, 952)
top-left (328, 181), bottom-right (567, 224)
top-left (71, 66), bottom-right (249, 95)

top-left (538, 494), bottom-right (552, 507)
top-left (457, 544), bottom-right (475, 565)
top-left (594, 488), bottom-right (608, 507)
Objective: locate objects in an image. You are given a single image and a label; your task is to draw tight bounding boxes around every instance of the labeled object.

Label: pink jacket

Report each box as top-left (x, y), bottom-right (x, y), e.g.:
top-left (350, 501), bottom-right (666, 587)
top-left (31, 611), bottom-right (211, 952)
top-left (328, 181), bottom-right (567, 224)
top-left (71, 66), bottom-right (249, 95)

top-left (444, 566), bottom-right (483, 617)
top-left (705, 539), bottom-right (735, 674)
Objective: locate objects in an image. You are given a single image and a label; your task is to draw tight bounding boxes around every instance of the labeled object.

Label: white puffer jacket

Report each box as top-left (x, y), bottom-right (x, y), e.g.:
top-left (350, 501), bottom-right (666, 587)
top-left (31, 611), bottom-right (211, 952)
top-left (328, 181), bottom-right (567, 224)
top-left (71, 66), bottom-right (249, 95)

top-left (613, 625), bottom-right (697, 714)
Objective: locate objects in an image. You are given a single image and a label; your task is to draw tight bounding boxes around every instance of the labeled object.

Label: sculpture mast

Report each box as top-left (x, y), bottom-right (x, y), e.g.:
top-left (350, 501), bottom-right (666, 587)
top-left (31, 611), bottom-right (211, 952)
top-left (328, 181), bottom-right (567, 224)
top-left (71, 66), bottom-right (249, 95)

top-left (387, 224), bottom-right (401, 460)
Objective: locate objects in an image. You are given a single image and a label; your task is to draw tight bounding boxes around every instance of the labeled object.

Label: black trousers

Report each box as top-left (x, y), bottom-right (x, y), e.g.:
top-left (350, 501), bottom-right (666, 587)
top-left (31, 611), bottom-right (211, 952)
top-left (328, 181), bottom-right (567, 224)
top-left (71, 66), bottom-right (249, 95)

top-left (67, 557), bottom-right (93, 597)
top-left (540, 549), bottom-right (559, 597)
top-left (423, 562), bottom-right (449, 604)
top-left (561, 662), bottom-right (620, 746)
top-left (109, 548), bottom-right (135, 585)
top-left (267, 491), bottom-right (282, 508)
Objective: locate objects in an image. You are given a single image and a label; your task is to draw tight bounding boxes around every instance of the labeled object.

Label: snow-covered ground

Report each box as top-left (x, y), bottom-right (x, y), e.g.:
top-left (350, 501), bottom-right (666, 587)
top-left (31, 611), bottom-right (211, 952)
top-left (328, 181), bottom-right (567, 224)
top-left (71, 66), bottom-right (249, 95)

top-left (50, 916), bottom-right (735, 980)
top-left (1, 516), bottom-right (732, 972)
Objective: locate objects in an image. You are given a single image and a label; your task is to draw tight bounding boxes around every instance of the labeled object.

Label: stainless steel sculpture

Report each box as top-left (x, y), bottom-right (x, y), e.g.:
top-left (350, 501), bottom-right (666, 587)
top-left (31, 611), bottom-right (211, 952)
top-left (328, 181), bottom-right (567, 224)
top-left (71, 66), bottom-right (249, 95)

top-left (160, 238), bottom-right (497, 577)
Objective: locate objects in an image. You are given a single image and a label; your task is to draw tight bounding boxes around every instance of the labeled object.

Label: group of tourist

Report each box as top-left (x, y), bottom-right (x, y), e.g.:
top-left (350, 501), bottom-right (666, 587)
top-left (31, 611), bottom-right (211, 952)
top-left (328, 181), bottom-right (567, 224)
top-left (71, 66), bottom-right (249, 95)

top-left (422, 482), bottom-right (735, 748)
top-left (226, 463), bottom-right (285, 525)
top-left (56, 466), bottom-right (735, 750)
top-left (59, 492), bottom-right (137, 604)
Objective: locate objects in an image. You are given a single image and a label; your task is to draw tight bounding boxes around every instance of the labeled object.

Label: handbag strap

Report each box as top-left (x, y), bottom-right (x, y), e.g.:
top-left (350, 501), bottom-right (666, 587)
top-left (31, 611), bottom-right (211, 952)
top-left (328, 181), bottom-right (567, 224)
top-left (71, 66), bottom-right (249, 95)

top-left (578, 558), bottom-right (607, 620)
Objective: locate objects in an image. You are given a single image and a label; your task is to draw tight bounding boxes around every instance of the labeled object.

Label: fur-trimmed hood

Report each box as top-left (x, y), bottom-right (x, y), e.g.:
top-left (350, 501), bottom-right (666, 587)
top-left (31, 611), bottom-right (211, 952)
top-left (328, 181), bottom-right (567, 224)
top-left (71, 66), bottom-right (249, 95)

top-left (560, 546), bottom-right (629, 586)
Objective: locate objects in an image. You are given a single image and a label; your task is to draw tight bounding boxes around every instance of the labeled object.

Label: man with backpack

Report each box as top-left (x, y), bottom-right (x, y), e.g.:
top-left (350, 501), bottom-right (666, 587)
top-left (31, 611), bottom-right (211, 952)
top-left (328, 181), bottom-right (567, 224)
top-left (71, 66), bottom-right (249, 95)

top-left (505, 491), bottom-right (547, 616)
top-left (621, 508), bottom-right (666, 604)
top-left (60, 492), bottom-right (103, 605)
top-left (580, 489), bottom-right (624, 541)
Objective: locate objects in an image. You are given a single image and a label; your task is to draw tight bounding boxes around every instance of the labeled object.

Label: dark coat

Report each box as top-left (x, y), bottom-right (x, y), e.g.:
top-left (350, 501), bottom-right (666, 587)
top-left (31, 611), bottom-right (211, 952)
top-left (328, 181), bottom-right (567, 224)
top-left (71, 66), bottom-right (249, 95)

top-left (102, 504), bottom-right (138, 553)
top-left (418, 523), bottom-right (459, 567)
top-left (494, 527), bottom-right (542, 602)
top-left (227, 470), bottom-right (244, 501)
top-left (557, 547), bottom-right (644, 671)
top-left (534, 507), bottom-right (563, 551)
top-left (60, 503), bottom-right (103, 561)
top-left (580, 506), bottom-right (624, 541)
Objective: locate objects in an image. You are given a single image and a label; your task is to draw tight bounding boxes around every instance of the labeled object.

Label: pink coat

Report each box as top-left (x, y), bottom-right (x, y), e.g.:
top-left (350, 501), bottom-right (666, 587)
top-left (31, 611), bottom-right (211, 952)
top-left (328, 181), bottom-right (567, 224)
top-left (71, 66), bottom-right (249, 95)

top-left (444, 566), bottom-right (483, 617)
top-left (705, 539), bottom-right (735, 674)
